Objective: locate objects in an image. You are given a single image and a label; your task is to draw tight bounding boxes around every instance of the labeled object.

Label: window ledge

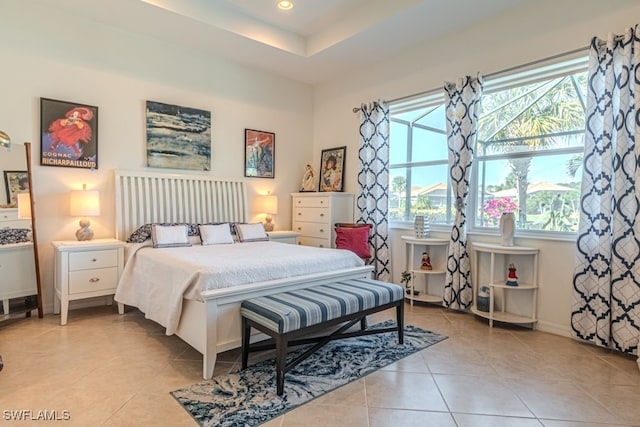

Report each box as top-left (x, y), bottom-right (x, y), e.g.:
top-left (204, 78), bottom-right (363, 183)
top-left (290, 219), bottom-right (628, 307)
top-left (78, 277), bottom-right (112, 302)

top-left (390, 221), bottom-right (577, 243)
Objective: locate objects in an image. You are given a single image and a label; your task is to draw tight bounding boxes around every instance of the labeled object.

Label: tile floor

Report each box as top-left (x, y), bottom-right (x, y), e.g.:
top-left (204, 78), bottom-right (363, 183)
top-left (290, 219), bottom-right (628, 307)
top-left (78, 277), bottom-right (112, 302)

top-left (0, 303), bottom-right (639, 426)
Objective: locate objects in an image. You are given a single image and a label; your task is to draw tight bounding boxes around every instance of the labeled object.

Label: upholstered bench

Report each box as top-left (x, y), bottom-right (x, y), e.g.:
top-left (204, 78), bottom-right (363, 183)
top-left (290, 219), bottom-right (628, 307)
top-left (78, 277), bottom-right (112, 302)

top-left (240, 278), bottom-right (404, 395)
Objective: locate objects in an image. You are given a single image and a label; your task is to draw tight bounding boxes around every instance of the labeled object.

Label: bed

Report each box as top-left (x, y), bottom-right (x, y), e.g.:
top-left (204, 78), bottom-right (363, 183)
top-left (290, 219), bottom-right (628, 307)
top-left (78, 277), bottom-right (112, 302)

top-left (113, 169), bottom-right (373, 379)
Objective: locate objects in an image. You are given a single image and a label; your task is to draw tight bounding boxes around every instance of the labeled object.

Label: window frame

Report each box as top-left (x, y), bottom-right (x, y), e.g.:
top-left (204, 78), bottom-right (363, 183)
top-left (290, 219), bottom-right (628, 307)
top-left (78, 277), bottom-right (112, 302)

top-left (388, 56), bottom-right (588, 239)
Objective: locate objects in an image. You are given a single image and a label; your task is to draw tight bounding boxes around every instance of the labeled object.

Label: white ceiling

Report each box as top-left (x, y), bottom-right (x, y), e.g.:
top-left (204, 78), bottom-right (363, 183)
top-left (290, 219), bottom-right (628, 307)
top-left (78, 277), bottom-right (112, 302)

top-left (50, 0), bottom-right (530, 84)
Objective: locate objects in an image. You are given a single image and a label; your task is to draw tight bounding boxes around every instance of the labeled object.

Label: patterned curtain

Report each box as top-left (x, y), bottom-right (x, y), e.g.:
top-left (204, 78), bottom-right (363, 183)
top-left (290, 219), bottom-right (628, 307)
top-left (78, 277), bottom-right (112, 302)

top-left (357, 101), bottom-right (390, 281)
top-left (572, 26), bottom-right (640, 356)
top-left (443, 76), bottom-right (483, 310)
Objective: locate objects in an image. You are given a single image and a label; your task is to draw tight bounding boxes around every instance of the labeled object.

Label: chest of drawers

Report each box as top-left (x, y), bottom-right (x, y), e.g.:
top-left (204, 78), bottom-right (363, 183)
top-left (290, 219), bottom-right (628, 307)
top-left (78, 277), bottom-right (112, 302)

top-left (291, 192), bottom-right (354, 248)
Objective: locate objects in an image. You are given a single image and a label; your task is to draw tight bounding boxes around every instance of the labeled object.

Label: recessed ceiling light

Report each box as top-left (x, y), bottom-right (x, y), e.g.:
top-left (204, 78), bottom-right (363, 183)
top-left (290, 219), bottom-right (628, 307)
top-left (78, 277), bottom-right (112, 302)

top-left (277, 1), bottom-right (293, 11)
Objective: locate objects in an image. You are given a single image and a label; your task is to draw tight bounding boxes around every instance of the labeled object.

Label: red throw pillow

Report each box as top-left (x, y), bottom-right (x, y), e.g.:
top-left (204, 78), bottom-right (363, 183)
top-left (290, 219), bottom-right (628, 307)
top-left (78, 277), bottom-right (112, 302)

top-left (335, 226), bottom-right (370, 259)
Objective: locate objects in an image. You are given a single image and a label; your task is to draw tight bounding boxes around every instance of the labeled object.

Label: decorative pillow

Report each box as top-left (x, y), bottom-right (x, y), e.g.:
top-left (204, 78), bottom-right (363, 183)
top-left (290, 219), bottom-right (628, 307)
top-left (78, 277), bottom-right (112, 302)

top-left (0, 228), bottom-right (32, 245)
top-left (235, 223), bottom-right (269, 242)
top-left (127, 223), bottom-right (200, 243)
top-left (199, 223), bottom-right (234, 245)
top-left (334, 226), bottom-right (371, 258)
top-left (151, 224), bottom-right (192, 248)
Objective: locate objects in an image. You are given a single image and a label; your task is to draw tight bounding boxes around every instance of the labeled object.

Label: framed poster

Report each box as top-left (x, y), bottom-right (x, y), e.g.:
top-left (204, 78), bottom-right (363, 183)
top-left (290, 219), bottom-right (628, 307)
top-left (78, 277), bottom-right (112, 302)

top-left (3, 170), bottom-right (28, 206)
top-left (244, 129), bottom-right (275, 178)
top-left (319, 146), bottom-right (346, 192)
top-left (146, 101), bottom-right (211, 171)
top-left (40, 98), bottom-right (98, 169)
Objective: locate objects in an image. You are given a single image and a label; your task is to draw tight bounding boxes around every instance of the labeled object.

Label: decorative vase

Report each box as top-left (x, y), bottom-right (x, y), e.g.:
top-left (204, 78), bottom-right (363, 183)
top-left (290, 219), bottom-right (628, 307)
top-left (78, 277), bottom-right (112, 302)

top-left (499, 212), bottom-right (515, 246)
top-left (414, 215), bottom-right (429, 238)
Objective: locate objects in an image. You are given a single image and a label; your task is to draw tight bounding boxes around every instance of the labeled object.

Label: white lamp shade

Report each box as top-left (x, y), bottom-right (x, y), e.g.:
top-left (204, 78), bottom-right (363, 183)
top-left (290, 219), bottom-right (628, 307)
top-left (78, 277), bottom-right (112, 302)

top-left (70, 189), bottom-right (101, 217)
top-left (258, 195), bottom-right (278, 214)
top-left (17, 192), bottom-right (31, 219)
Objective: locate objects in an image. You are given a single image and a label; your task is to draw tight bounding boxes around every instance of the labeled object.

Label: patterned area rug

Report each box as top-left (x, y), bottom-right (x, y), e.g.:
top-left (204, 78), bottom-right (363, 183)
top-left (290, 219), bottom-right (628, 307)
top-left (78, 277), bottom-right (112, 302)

top-left (171, 322), bottom-right (447, 426)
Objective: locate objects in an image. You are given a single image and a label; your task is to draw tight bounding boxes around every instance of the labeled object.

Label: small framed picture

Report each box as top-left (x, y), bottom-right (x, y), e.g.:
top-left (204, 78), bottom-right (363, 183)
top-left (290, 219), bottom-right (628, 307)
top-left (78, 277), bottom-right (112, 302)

top-left (3, 170), bottom-right (28, 206)
top-left (319, 146), bottom-right (346, 192)
top-left (40, 98), bottom-right (98, 169)
top-left (244, 129), bottom-right (275, 178)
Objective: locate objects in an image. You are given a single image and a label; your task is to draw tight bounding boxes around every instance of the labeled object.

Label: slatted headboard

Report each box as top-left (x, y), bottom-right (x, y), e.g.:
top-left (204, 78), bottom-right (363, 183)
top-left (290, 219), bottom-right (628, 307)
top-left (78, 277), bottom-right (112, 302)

top-left (114, 169), bottom-right (248, 241)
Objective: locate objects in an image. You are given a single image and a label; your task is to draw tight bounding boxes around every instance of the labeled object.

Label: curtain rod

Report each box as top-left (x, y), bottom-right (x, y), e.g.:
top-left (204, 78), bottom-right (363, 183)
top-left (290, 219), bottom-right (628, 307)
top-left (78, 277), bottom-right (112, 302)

top-left (353, 44), bottom-right (591, 113)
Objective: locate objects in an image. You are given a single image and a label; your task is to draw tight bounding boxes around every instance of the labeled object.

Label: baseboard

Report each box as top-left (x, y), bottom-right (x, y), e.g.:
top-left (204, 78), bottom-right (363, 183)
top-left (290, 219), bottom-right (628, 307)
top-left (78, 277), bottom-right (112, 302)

top-left (536, 320), bottom-right (572, 338)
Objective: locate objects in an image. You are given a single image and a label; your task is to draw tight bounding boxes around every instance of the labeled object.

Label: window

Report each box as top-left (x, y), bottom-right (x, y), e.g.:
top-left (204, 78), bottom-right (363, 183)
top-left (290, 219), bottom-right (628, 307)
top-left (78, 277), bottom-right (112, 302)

top-left (389, 58), bottom-right (587, 234)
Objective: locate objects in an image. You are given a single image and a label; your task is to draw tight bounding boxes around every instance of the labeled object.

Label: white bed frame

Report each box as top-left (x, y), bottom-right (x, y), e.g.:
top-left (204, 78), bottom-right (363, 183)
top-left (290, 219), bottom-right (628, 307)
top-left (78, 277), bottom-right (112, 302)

top-left (114, 169), bottom-right (373, 379)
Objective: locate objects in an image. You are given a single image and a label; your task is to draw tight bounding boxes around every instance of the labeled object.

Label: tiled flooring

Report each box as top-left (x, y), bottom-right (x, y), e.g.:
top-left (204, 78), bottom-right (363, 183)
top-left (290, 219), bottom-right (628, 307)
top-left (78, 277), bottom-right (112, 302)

top-left (1, 303), bottom-right (639, 426)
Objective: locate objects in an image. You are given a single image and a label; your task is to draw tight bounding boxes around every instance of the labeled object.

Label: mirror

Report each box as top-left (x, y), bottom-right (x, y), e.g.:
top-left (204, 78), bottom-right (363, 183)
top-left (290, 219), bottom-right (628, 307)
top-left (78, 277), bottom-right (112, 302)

top-left (0, 140), bottom-right (43, 320)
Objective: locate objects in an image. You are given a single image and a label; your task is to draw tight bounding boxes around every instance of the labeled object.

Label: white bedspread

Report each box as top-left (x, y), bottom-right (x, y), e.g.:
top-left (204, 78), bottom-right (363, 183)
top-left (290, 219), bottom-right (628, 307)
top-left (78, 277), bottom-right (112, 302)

top-left (114, 241), bottom-right (365, 335)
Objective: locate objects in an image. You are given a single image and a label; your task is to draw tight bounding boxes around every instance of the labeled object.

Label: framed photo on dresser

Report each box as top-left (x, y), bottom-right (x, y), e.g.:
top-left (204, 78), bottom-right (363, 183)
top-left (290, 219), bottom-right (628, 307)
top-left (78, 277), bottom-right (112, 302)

top-left (319, 146), bottom-right (346, 192)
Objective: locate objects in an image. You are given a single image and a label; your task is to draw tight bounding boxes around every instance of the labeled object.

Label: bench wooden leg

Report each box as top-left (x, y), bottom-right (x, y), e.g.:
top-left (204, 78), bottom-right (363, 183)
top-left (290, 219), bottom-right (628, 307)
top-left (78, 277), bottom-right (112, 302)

top-left (241, 316), bottom-right (251, 369)
top-left (360, 316), bottom-right (367, 330)
top-left (276, 334), bottom-right (287, 396)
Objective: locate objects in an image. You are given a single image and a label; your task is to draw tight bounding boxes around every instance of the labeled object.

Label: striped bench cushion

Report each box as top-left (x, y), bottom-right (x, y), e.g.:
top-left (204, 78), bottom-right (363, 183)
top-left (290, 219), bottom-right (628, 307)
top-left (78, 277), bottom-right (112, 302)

top-left (240, 278), bottom-right (404, 334)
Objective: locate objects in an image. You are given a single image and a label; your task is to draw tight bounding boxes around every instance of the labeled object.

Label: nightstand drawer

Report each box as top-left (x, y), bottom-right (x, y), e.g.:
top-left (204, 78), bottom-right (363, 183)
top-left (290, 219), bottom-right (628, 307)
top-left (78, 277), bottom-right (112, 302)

top-left (69, 249), bottom-right (118, 271)
top-left (293, 221), bottom-right (331, 239)
top-left (0, 209), bottom-right (19, 221)
top-left (294, 207), bottom-right (330, 223)
top-left (69, 267), bottom-right (118, 294)
top-left (293, 197), bottom-right (329, 208)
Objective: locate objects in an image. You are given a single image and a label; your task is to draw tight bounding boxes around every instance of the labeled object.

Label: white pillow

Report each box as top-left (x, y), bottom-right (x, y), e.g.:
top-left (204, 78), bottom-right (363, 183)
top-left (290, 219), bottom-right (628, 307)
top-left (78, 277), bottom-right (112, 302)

top-left (151, 224), bottom-right (191, 248)
top-left (235, 223), bottom-right (269, 242)
top-left (199, 223), bottom-right (234, 245)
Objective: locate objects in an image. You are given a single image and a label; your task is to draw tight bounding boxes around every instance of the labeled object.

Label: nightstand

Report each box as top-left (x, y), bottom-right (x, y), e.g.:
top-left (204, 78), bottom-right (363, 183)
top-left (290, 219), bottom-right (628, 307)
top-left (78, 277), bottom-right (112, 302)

top-left (266, 231), bottom-right (300, 244)
top-left (52, 238), bottom-right (126, 325)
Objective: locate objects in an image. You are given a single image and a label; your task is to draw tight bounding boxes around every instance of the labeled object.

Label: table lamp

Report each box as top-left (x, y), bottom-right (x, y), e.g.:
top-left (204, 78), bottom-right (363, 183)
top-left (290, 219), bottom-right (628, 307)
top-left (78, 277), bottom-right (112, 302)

top-left (70, 184), bottom-right (100, 241)
top-left (259, 194), bottom-right (278, 232)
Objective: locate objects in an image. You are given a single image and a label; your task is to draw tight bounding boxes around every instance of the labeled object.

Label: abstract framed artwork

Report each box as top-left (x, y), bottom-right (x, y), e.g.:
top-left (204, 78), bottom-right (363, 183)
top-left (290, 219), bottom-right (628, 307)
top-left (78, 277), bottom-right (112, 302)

top-left (146, 101), bottom-right (212, 171)
top-left (40, 98), bottom-right (98, 169)
top-left (3, 170), bottom-right (28, 206)
top-left (244, 129), bottom-right (275, 178)
top-left (319, 146), bottom-right (346, 192)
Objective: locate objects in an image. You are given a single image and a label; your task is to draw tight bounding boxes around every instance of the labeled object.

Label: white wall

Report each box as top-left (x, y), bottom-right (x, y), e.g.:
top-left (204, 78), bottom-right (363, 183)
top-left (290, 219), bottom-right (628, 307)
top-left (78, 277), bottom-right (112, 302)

top-left (313, 0), bottom-right (640, 336)
top-left (0, 2), bottom-right (313, 311)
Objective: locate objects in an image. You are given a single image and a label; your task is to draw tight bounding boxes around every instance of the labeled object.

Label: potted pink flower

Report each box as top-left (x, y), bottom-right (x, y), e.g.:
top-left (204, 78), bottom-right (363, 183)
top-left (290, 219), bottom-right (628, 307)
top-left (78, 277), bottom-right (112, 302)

top-left (482, 197), bottom-right (518, 218)
top-left (483, 197), bottom-right (518, 246)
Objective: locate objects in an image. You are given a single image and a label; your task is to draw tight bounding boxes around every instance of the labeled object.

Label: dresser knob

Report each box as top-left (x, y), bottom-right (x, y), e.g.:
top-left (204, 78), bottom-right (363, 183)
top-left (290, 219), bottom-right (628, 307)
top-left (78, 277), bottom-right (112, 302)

top-left (320, 213), bottom-right (324, 217)
top-left (297, 227), bottom-right (301, 231)
top-left (319, 244), bottom-right (324, 248)
top-left (92, 258), bottom-right (97, 262)
top-left (89, 277), bottom-right (100, 283)
top-left (298, 213), bottom-right (301, 216)
top-left (319, 229), bottom-right (324, 232)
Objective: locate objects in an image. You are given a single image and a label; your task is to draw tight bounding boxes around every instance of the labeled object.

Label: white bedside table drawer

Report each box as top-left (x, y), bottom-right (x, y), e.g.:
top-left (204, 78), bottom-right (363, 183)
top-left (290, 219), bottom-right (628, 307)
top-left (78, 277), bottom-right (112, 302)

top-left (69, 249), bottom-right (118, 271)
top-left (69, 267), bottom-right (118, 294)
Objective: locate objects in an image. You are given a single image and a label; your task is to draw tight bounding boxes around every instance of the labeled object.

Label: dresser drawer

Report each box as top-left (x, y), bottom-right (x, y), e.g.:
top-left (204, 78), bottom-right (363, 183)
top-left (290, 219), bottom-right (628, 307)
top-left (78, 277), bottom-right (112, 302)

top-left (0, 219), bottom-right (31, 229)
top-left (69, 267), bottom-right (118, 294)
top-left (0, 209), bottom-right (19, 221)
top-left (293, 197), bottom-right (330, 208)
top-left (294, 207), bottom-right (331, 223)
top-left (293, 221), bottom-right (332, 239)
top-left (298, 236), bottom-right (332, 248)
top-left (69, 249), bottom-right (118, 271)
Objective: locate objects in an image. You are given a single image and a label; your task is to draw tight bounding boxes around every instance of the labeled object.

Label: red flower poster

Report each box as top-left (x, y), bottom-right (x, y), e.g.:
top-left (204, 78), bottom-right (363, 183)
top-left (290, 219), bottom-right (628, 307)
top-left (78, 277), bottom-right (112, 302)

top-left (40, 98), bottom-right (98, 169)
